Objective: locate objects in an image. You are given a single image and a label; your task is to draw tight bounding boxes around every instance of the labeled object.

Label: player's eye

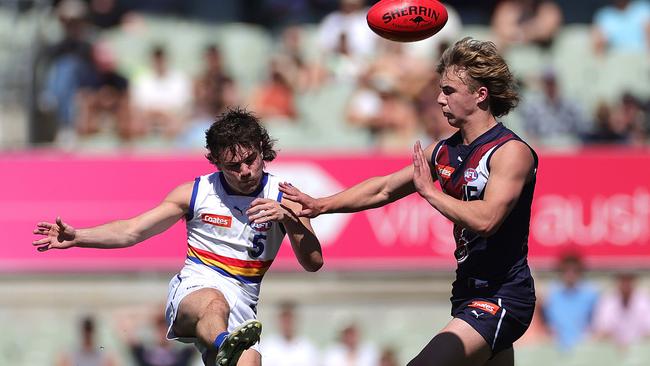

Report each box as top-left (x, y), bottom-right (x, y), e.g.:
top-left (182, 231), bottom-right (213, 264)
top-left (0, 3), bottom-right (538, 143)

top-left (245, 155), bottom-right (257, 165)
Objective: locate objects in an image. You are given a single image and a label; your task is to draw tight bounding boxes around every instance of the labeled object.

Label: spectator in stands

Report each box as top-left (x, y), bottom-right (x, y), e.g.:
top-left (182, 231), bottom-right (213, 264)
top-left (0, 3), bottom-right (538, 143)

top-left (39, 0), bottom-right (95, 144)
top-left (249, 56), bottom-right (297, 122)
top-left (378, 346), bottom-right (400, 366)
top-left (56, 315), bottom-right (118, 366)
top-left (370, 39), bottom-right (431, 99)
top-left (322, 323), bottom-right (379, 366)
top-left (404, 3), bottom-right (463, 61)
top-left (346, 70), bottom-right (382, 127)
top-left (520, 68), bottom-right (591, 147)
top-left (256, 0), bottom-right (315, 30)
top-left (593, 271), bottom-right (650, 349)
top-left (491, 0), bottom-right (563, 50)
top-left (615, 91), bottom-right (649, 144)
top-left (76, 41), bottom-right (133, 141)
top-left (261, 301), bottom-right (320, 366)
top-left (317, 0), bottom-right (376, 59)
top-left (192, 45), bottom-right (239, 118)
top-left (346, 72), bottom-right (420, 152)
top-left (177, 44), bottom-right (239, 149)
top-left (87, 0), bottom-right (130, 29)
top-left (117, 307), bottom-right (197, 366)
top-left (324, 31), bottom-right (368, 84)
top-left (592, 0), bottom-right (650, 55)
top-left (583, 92), bottom-right (647, 145)
top-left (583, 101), bottom-right (627, 144)
top-left (541, 253), bottom-right (599, 352)
top-left (274, 25), bottom-right (327, 92)
top-left (413, 73), bottom-right (457, 146)
top-left (132, 45), bottom-right (191, 139)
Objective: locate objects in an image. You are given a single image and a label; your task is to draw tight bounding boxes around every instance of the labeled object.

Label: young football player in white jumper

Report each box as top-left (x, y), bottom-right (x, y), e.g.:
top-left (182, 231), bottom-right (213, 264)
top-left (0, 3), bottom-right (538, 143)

top-left (32, 108), bottom-right (324, 366)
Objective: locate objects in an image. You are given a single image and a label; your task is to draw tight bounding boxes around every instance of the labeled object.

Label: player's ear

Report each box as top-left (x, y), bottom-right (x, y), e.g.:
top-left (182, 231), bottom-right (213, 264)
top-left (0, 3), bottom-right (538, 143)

top-left (211, 153), bottom-right (223, 169)
top-left (476, 86), bottom-right (489, 104)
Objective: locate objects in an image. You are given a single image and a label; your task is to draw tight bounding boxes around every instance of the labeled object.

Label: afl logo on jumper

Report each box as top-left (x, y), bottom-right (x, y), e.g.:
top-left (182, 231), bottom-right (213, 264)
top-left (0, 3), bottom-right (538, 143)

top-left (250, 221), bottom-right (272, 232)
top-left (201, 213), bottom-right (232, 228)
top-left (464, 168), bottom-right (478, 182)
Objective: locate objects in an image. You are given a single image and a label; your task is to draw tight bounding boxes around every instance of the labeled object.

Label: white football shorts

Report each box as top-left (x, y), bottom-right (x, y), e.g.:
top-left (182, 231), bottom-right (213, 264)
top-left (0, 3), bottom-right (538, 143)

top-left (165, 263), bottom-right (260, 352)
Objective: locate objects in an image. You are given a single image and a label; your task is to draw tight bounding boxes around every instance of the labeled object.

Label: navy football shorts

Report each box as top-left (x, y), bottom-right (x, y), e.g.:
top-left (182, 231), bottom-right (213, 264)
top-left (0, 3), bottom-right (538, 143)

top-left (451, 296), bottom-right (534, 355)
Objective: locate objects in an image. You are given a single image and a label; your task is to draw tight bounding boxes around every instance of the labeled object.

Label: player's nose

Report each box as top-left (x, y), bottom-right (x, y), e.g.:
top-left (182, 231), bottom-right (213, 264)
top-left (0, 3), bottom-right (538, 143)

top-left (437, 91), bottom-right (446, 106)
top-left (240, 164), bottom-right (252, 177)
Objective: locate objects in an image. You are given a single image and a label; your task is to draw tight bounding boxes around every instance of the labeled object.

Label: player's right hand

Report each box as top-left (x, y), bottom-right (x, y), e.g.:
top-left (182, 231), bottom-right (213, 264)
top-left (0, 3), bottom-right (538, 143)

top-left (278, 182), bottom-right (322, 218)
top-left (32, 216), bottom-right (77, 252)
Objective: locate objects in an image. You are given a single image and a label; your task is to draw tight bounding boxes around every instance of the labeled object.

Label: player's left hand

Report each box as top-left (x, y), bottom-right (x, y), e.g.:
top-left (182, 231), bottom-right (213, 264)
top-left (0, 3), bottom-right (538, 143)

top-left (413, 140), bottom-right (436, 198)
top-left (247, 198), bottom-right (295, 224)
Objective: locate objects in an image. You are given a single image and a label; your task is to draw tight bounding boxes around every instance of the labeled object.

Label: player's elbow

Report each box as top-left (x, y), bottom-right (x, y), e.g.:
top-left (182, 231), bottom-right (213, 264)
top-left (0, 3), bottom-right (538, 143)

top-left (476, 218), bottom-right (504, 237)
top-left (122, 221), bottom-right (144, 247)
top-left (476, 226), bottom-right (495, 238)
top-left (302, 255), bottom-right (324, 272)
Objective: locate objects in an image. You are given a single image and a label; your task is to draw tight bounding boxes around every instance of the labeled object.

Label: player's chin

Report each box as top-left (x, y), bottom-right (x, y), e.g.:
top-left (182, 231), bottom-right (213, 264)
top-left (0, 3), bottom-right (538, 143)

top-left (239, 180), bottom-right (259, 193)
top-left (445, 115), bottom-right (460, 127)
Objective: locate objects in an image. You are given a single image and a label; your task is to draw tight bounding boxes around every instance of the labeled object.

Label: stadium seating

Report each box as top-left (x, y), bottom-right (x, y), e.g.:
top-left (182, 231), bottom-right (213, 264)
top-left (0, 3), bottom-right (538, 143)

top-left (294, 81), bottom-right (373, 151)
top-left (0, 9), bottom-right (647, 150)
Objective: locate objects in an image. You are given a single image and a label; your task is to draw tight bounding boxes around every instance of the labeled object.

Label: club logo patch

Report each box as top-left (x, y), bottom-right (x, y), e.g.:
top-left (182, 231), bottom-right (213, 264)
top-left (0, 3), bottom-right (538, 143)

top-left (436, 164), bottom-right (455, 179)
top-left (201, 213), bottom-right (232, 228)
top-left (464, 168), bottom-right (478, 182)
top-left (468, 300), bottom-right (500, 316)
top-left (454, 244), bottom-right (469, 263)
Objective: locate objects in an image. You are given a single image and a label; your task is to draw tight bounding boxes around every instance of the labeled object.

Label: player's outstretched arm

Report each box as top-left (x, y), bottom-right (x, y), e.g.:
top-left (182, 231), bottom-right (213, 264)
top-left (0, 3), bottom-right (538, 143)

top-left (32, 182), bottom-right (193, 252)
top-left (278, 143), bottom-right (437, 217)
top-left (279, 168), bottom-right (414, 217)
top-left (413, 139), bottom-right (535, 236)
top-left (247, 197), bottom-right (323, 272)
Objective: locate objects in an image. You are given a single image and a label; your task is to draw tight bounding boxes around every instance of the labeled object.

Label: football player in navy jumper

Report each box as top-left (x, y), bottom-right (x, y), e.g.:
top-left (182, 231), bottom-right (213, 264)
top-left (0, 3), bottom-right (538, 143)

top-left (280, 37), bottom-right (537, 366)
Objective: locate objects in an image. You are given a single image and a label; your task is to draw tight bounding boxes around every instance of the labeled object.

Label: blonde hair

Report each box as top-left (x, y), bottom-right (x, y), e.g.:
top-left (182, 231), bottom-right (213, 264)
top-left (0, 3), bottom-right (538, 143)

top-left (436, 37), bottom-right (519, 117)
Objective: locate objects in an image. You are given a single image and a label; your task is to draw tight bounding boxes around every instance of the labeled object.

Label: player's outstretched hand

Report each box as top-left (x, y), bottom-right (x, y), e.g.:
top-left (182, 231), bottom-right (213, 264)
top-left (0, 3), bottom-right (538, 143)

top-left (32, 216), bottom-right (76, 252)
top-left (278, 182), bottom-right (321, 218)
top-left (413, 140), bottom-right (435, 199)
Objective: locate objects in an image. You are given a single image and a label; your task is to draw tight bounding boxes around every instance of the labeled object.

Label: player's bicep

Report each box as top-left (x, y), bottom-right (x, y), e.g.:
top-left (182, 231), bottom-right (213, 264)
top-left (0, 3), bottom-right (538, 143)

top-left (482, 141), bottom-right (534, 223)
top-left (130, 182), bottom-right (193, 240)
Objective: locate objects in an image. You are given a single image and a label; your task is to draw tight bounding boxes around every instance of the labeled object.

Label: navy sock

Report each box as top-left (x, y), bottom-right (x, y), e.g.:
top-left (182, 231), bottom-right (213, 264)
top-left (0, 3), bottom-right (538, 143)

top-left (213, 331), bottom-right (229, 350)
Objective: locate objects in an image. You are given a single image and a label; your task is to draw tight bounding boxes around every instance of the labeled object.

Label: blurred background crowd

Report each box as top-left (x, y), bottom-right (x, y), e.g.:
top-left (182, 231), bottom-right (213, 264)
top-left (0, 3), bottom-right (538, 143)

top-left (0, 0), bottom-right (648, 152)
top-left (33, 253), bottom-right (650, 366)
top-left (37, 252), bottom-right (650, 366)
top-left (1, 1), bottom-right (650, 365)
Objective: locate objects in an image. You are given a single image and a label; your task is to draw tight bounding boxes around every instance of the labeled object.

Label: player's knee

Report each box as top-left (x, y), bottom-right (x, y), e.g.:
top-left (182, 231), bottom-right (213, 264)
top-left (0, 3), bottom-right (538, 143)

top-left (204, 296), bottom-right (229, 319)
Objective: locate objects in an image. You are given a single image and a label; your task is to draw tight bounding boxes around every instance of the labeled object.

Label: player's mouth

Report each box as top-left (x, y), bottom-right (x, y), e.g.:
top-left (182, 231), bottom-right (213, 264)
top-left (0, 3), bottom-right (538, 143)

top-left (241, 179), bottom-right (260, 188)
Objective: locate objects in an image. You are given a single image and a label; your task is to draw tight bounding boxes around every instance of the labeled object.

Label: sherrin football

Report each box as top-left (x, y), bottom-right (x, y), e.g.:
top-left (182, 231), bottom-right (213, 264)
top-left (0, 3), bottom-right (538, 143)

top-left (367, 0), bottom-right (448, 42)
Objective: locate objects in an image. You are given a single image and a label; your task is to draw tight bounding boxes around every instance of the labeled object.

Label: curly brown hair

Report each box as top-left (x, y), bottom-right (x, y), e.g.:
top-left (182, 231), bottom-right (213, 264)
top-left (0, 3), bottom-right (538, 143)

top-left (436, 37), bottom-right (519, 117)
top-left (205, 107), bottom-right (277, 166)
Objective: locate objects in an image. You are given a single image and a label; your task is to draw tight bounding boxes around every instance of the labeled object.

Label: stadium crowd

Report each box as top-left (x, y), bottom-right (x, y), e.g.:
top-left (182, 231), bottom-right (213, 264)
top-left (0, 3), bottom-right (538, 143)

top-left (57, 260), bottom-right (650, 366)
top-left (16, 0), bottom-right (649, 151)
